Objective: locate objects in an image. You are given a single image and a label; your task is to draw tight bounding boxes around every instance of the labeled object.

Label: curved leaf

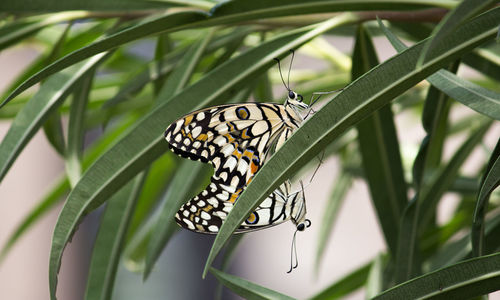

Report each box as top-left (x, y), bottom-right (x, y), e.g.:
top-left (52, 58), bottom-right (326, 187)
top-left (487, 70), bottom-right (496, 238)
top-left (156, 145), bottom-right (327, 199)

top-left (379, 18), bottom-right (500, 120)
top-left (1, 1), bottom-right (456, 107)
top-left (84, 172), bottom-right (145, 300)
top-left (353, 24), bottom-right (407, 257)
top-left (203, 7), bottom-right (500, 277)
top-left (0, 52), bottom-right (109, 183)
top-left (310, 261), bottom-right (371, 300)
top-left (374, 252), bottom-right (500, 299)
top-left (48, 15), bottom-right (358, 300)
top-left (472, 138), bottom-right (500, 256)
top-left (417, 0), bottom-right (497, 66)
top-left (210, 268), bottom-right (295, 300)
top-left (143, 161), bottom-right (203, 279)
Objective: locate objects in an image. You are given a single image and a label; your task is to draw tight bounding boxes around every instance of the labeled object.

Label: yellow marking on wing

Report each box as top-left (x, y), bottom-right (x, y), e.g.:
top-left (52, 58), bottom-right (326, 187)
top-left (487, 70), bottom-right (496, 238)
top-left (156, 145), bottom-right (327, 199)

top-left (241, 128), bottom-right (251, 139)
top-left (246, 213), bottom-right (256, 223)
top-left (232, 148), bottom-right (243, 160)
top-left (196, 224), bottom-right (205, 231)
top-left (202, 205), bottom-right (213, 212)
top-left (224, 133), bottom-right (235, 143)
top-left (197, 133), bottom-right (208, 141)
top-left (250, 160), bottom-right (259, 175)
top-left (184, 115), bottom-right (194, 126)
top-left (228, 189), bottom-right (242, 203)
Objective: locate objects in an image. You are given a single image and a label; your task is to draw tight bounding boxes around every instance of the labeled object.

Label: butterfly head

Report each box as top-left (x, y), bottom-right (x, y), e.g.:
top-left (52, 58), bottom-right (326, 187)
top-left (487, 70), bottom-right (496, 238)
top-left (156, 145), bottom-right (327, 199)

top-left (286, 90), bottom-right (308, 109)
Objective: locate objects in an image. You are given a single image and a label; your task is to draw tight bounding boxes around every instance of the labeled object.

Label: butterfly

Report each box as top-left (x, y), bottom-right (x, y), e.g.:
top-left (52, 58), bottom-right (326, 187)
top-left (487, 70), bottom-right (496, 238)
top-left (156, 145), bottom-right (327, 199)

top-left (164, 88), bottom-right (311, 234)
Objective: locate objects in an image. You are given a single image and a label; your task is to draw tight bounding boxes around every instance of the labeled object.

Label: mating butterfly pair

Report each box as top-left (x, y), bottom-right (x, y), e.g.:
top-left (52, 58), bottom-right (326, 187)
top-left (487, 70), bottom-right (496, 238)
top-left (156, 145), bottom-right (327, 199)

top-left (164, 90), bottom-right (311, 232)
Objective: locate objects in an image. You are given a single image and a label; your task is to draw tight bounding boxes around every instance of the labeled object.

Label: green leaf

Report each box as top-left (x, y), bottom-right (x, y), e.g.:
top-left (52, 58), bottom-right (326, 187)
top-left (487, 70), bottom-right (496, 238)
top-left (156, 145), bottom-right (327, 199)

top-left (42, 112), bottom-right (66, 156)
top-left (155, 29), bottom-right (214, 102)
top-left (396, 121), bottom-right (492, 283)
top-left (204, 7), bottom-right (500, 278)
top-left (126, 154), bottom-right (176, 242)
top-left (0, 12), bottom-right (88, 51)
top-left (417, 0), bottom-right (497, 66)
top-left (0, 11), bottom-right (209, 108)
top-left (66, 72), bottom-right (93, 187)
top-left (84, 172), bottom-right (145, 300)
top-left (210, 268), bottom-right (295, 300)
top-left (48, 15), bottom-right (359, 300)
top-left (472, 138), bottom-right (500, 256)
top-left (353, 24), bottom-right (407, 257)
top-left (310, 261), bottom-right (371, 300)
top-left (0, 0), bottom-right (176, 12)
top-left (143, 161), bottom-right (204, 279)
top-left (366, 254), bottom-right (386, 299)
top-left (0, 52), bottom-right (110, 183)
top-left (1, 1), bottom-right (456, 107)
top-left (374, 252), bottom-right (500, 300)
top-left (210, 0), bottom-right (453, 23)
top-left (379, 17), bottom-right (500, 121)
top-left (315, 168), bottom-right (351, 272)
top-left (0, 114), bottom-right (136, 262)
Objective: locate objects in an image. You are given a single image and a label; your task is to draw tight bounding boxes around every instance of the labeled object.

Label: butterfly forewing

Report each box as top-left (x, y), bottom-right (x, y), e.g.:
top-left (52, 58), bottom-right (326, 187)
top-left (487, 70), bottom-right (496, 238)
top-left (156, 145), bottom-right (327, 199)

top-left (165, 101), bottom-right (306, 233)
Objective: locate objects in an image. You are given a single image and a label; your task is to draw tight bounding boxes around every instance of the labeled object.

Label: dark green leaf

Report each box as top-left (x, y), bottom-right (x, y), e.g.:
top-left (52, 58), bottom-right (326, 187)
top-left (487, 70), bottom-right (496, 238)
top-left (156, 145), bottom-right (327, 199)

top-left (379, 17), bottom-right (500, 121)
top-left (0, 52), bottom-right (110, 183)
top-left (205, 7), bottom-right (500, 278)
top-left (143, 161), bottom-right (204, 279)
top-left (210, 268), bottom-right (295, 300)
top-left (48, 16), bottom-right (358, 299)
top-left (374, 252), bottom-right (500, 300)
top-left (353, 24), bottom-right (407, 257)
top-left (66, 72), bottom-right (93, 186)
top-left (310, 261), bottom-right (372, 300)
top-left (417, 0), bottom-right (497, 66)
top-left (84, 172), bottom-right (145, 300)
top-left (472, 138), bottom-right (500, 256)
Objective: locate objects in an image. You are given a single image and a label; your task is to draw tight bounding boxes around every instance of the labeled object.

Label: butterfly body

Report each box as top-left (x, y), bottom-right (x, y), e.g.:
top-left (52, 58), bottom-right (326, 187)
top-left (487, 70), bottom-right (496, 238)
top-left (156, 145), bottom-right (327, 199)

top-left (165, 92), bottom-right (309, 233)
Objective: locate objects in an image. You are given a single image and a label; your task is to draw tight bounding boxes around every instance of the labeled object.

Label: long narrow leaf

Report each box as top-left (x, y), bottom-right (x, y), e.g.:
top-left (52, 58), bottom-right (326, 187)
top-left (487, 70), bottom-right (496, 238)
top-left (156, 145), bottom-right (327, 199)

top-left (210, 268), bottom-right (295, 300)
top-left (1, 1), bottom-right (455, 107)
top-left (0, 52), bottom-right (109, 183)
top-left (66, 72), bottom-right (93, 186)
top-left (310, 262), bottom-right (372, 300)
top-left (379, 18), bottom-right (500, 120)
top-left (48, 15), bottom-right (359, 300)
top-left (472, 138), bottom-right (500, 256)
top-left (143, 161), bottom-right (203, 279)
top-left (84, 172), bottom-right (145, 300)
top-left (374, 252), bottom-right (500, 299)
top-left (353, 24), bottom-right (407, 257)
top-left (417, 0), bottom-right (497, 66)
top-left (204, 7), bottom-right (500, 278)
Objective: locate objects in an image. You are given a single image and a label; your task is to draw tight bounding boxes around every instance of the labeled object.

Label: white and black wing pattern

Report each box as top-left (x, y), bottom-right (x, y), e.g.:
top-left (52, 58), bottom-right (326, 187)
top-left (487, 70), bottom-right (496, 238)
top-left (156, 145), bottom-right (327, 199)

top-left (165, 92), bottom-right (308, 234)
top-left (164, 103), bottom-right (302, 191)
top-left (174, 180), bottom-right (307, 233)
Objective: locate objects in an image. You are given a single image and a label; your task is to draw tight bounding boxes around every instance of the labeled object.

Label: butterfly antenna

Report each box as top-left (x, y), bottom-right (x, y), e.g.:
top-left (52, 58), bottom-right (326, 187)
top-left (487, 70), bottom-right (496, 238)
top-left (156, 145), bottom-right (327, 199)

top-left (274, 57), bottom-right (289, 91)
top-left (287, 229), bottom-right (299, 273)
top-left (287, 49), bottom-right (295, 90)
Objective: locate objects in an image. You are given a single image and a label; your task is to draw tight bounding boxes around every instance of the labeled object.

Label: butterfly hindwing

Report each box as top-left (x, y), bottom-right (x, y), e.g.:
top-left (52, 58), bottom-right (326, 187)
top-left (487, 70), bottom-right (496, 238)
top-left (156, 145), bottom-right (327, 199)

top-left (175, 181), bottom-right (306, 233)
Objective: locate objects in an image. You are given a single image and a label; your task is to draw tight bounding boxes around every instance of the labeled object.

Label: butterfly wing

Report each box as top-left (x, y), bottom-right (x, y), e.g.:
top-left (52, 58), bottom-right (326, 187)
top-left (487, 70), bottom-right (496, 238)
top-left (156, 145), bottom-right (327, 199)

top-left (175, 181), bottom-right (304, 233)
top-left (165, 103), bottom-right (296, 191)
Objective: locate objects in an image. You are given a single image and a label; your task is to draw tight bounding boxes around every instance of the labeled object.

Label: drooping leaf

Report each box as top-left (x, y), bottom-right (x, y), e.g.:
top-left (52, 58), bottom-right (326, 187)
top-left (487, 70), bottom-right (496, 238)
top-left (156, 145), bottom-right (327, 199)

top-left (210, 268), bottom-right (295, 300)
top-left (204, 7), bottom-right (500, 278)
top-left (48, 15), bottom-right (359, 299)
top-left (353, 24), bottom-right (407, 257)
top-left (84, 172), bottom-right (145, 300)
top-left (472, 138), bottom-right (500, 256)
top-left (0, 52), bottom-right (110, 183)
